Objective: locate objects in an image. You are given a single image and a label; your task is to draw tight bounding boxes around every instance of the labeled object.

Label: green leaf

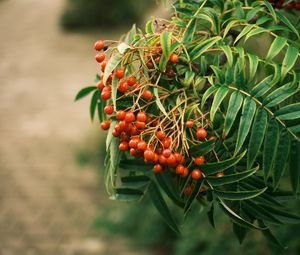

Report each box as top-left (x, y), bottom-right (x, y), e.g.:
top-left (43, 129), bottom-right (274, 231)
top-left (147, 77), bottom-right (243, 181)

top-left (183, 18), bottom-right (197, 43)
top-left (276, 11), bottom-right (299, 38)
top-left (201, 85), bottom-right (218, 109)
top-left (220, 45), bottom-right (233, 66)
top-left (160, 31), bottom-right (172, 59)
top-left (290, 139), bottom-right (300, 194)
top-left (233, 222), bottom-right (248, 244)
top-left (90, 90), bottom-right (100, 121)
top-left (207, 204), bottom-right (215, 228)
top-left (103, 53), bottom-right (122, 85)
top-left (190, 36), bottom-right (222, 60)
top-left (75, 86), bottom-right (97, 101)
top-left (206, 165), bottom-right (258, 186)
top-left (245, 27), bottom-right (266, 42)
top-left (110, 188), bottom-right (143, 202)
top-left (260, 204), bottom-right (300, 224)
top-left (223, 19), bottom-right (241, 38)
top-left (201, 150), bottom-right (247, 175)
top-left (281, 46), bottom-right (299, 80)
top-left (121, 176), bottom-right (150, 188)
top-left (263, 119), bottom-right (279, 181)
top-left (258, 221), bottom-right (286, 249)
top-left (184, 179), bottom-right (204, 214)
top-left (148, 182), bottom-right (180, 234)
top-left (247, 108), bottom-right (268, 168)
top-left (155, 172), bottom-right (185, 208)
top-left (262, 0), bottom-right (277, 22)
top-left (106, 121), bottom-right (117, 151)
top-left (119, 159), bottom-right (152, 172)
top-left (247, 54), bottom-right (259, 82)
top-left (210, 86), bottom-right (229, 122)
top-left (145, 19), bottom-right (155, 34)
top-left (266, 36), bottom-right (287, 61)
top-left (223, 90), bottom-right (244, 137)
top-left (189, 139), bottom-right (216, 157)
top-left (219, 199), bottom-right (263, 230)
top-left (235, 97), bottom-right (256, 154)
top-left (273, 129), bottom-right (291, 190)
top-left (234, 24), bottom-right (254, 45)
top-left (251, 75), bottom-right (273, 98)
top-left (153, 87), bottom-right (170, 118)
top-left (275, 103), bottom-right (300, 120)
top-left (214, 187), bottom-right (267, 201)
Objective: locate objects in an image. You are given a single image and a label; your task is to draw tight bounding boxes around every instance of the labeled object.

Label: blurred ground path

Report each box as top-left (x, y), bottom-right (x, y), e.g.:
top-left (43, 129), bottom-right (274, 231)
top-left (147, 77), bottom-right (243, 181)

top-left (0, 1), bottom-right (149, 254)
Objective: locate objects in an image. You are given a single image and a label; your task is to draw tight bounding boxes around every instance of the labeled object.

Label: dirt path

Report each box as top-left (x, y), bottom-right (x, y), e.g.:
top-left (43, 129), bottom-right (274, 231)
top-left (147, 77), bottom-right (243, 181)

top-left (0, 1), bottom-right (151, 254)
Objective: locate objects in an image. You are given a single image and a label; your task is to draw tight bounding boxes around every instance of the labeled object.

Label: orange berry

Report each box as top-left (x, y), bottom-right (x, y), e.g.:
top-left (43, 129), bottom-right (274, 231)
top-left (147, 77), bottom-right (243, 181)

top-left (191, 169), bottom-right (202, 180)
top-left (194, 156), bottom-right (205, 165)
top-left (95, 53), bottom-right (105, 63)
top-left (176, 164), bottom-right (184, 175)
top-left (94, 40), bottom-right (105, 51)
top-left (186, 120), bottom-right (194, 128)
top-left (100, 120), bottom-right (110, 130)
top-left (143, 89), bottom-right (153, 100)
top-left (137, 112), bottom-right (147, 122)
top-left (169, 53), bottom-right (179, 63)
top-left (119, 141), bottom-right (129, 151)
top-left (196, 128), bottom-right (207, 140)
top-left (116, 110), bottom-right (126, 120)
top-left (182, 168), bottom-right (189, 178)
top-left (154, 164), bottom-right (163, 173)
top-left (137, 140), bottom-right (147, 151)
top-left (144, 150), bottom-right (155, 161)
top-left (104, 105), bottom-right (114, 115)
top-left (216, 172), bottom-right (224, 177)
top-left (125, 112), bottom-right (135, 123)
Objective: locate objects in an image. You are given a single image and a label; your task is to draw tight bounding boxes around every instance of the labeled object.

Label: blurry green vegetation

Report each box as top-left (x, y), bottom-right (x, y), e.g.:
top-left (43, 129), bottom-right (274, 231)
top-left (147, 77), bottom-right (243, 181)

top-left (61, 0), bottom-right (154, 30)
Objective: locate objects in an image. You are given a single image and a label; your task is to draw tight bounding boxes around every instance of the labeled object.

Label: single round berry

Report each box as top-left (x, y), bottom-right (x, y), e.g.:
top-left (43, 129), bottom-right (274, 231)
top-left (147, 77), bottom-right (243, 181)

top-left (162, 137), bottom-right (171, 148)
top-left (191, 169), bottom-right (202, 180)
top-left (125, 112), bottom-right (135, 123)
top-left (112, 129), bottom-right (119, 137)
top-left (129, 137), bottom-right (139, 148)
top-left (135, 121), bottom-right (146, 130)
top-left (162, 148), bottom-right (172, 158)
top-left (144, 150), bottom-right (155, 161)
top-left (153, 164), bottom-right (163, 173)
top-left (116, 110), bottom-right (126, 120)
top-left (194, 156), bottom-right (205, 165)
top-left (155, 56), bottom-right (161, 62)
top-left (143, 89), bottom-right (153, 100)
top-left (115, 68), bottom-right (125, 79)
top-left (95, 53), bottom-right (105, 63)
top-left (100, 120), bottom-right (110, 130)
top-left (156, 130), bottom-right (166, 140)
top-left (166, 154), bottom-right (176, 166)
top-left (101, 90), bottom-right (111, 100)
top-left (137, 140), bottom-right (147, 151)
top-left (196, 128), bottom-right (207, 140)
top-left (96, 80), bottom-right (105, 90)
top-left (104, 105), bottom-right (114, 115)
top-left (137, 112), bottom-right (147, 122)
top-left (181, 168), bottom-right (189, 178)
top-left (118, 81), bottom-right (129, 93)
top-left (174, 152), bottom-right (182, 163)
top-left (186, 120), bottom-right (194, 128)
top-left (94, 40), bottom-right (105, 51)
top-left (176, 164), bottom-right (184, 175)
top-left (169, 53), bottom-right (179, 63)
top-left (119, 141), bottom-right (129, 151)
top-left (158, 155), bottom-right (167, 165)
top-left (184, 186), bottom-right (193, 196)
top-left (216, 172), bottom-right (224, 177)
top-left (130, 148), bottom-right (136, 156)
top-left (127, 75), bottom-right (136, 86)
top-left (101, 60), bottom-right (108, 72)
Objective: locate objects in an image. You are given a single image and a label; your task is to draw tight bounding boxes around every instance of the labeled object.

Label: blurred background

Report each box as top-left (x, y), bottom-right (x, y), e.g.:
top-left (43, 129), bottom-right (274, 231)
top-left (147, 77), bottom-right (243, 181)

top-left (0, 0), bottom-right (299, 255)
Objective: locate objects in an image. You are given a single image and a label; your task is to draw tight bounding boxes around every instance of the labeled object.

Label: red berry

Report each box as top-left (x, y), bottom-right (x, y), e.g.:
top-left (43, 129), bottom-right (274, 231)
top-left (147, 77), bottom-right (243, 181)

top-left (167, 154), bottom-right (176, 166)
top-left (146, 61), bottom-right (154, 69)
top-left (158, 155), bottom-right (167, 165)
top-left (176, 164), bottom-right (184, 175)
top-left (127, 75), bottom-right (136, 86)
top-left (132, 83), bottom-right (140, 91)
top-left (162, 148), bottom-right (172, 158)
top-left (135, 121), bottom-right (146, 130)
top-left (101, 90), bottom-right (111, 100)
top-left (155, 56), bottom-right (161, 62)
top-left (119, 141), bottom-right (129, 151)
top-left (125, 112), bottom-right (135, 123)
top-left (184, 186), bottom-right (193, 196)
top-left (216, 172), bottom-right (224, 177)
top-left (181, 168), bottom-right (189, 178)
top-left (194, 156), bottom-right (205, 165)
top-left (137, 140), bottom-right (147, 151)
top-left (97, 80), bottom-right (105, 90)
top-left (115, 68), bottom-right (125, 79)
top-left (116, 110), bottom-right (126, 120)
top-left (162, 137), bottom-right (171, 148)
top-left (186, 120), bottom-right (194, 128)
top-left (100, 120), bottom-right (110, 130)
top-left (154, 164), bottom-right (163, 173)
top-left (118, 81), bottom-right (129, 93)
top-left (104, 105), bottom-right (114, 115)
top-left (129, 137), bottom-right (139, 148)
top-left (94, 40), bottom-right (105, 51)
top-left (137, 112), bottom-right (147, 122)
top-left (144, 150), bottom-right (155, 161)
top-left (156, 130), bottom-right (166, 140)
top-left (169, 53), bottom-right (179, 63)
top-left (101, 60), bottom-right (108, 72)
top-left (174, 152), bottom-right (182, 163)
top-left (196, 128), bottom-right (207, 140)
top-left (112, 129), bottom-right (119, 137)
top-left (130, 148), bottom-right (136, 156)
top-left (143, 89), bottom-right (153, 100)
top-left (191, 169), bottom-right (202, 180)
top-left (95, 53), bottom-right (105, 63)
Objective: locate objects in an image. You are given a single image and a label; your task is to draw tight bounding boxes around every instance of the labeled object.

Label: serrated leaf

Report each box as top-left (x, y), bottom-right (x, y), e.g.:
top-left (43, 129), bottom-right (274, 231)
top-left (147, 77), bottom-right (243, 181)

top-left (223, 90), bottom-right (244, 137)
top-left (103, 52), bottom-right (122, 85)
top-left (189, 139), bottom-right (216, 157)
top-left (235, 97), bottom-right (256, 154)
top-left (215, 187), bottom-right (267, 201)
top-left (247, 108), bottom-right (268, 168)
top-left (90, 90), bottom-right (100, 121)
top-left (110, 188), bottom-right (143, 202)
top-left (210, 86), bottom-right (229, 122)
top-left (247, 54), bottom-right (259, 82)
top-left (202, 150), bottom-right (247, 175)
top-left (273, 129), bottom-right (291, 190)
top-left (75, 86), bottom-right (97, 101)
top-left (263, 119), bottom-right (279, 181)
top-left (183, 18), bottom-right (197, 43)
top-left (266, 36), bottom-right (287, 61)
top-left (206, 165), bottom-right (258, 186)
top-left (219, 199), bottom-right (263, 230)
top-left (281, 46), bottom-right (299, 80)
top-left (201, 85), bottom-right (218, 109)
top-left (149, 181), bottom-right (180, 234)
top-left (290, 139), bottom-right (300, 194)
top-left (220, 45), bottom-right (233, 66)
top-left (190, 36), bottom-right (222, 60)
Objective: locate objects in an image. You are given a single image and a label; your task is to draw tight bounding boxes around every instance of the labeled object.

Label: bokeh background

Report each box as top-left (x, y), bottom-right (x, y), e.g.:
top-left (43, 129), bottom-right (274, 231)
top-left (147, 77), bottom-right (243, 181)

top-left (0, 0), bottom-right (299, 255)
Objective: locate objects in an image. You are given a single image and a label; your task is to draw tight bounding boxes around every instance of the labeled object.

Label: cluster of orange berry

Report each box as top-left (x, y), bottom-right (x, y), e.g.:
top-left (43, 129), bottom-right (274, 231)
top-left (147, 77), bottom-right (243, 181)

top-left (267, 0), bottom-right (300, 9)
